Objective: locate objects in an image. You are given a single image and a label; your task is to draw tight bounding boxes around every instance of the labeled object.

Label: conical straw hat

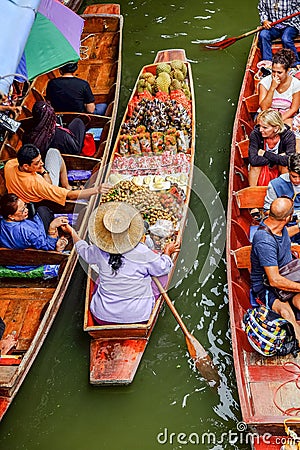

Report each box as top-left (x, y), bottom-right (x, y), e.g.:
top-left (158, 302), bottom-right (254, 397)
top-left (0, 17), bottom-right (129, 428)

top-left (88, 201), bottom-right (144, 254)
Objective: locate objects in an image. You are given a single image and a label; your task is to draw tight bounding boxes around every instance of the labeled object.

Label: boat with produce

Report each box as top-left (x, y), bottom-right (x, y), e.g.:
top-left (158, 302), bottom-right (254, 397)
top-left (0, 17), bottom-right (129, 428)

top-left (83, 48), bottom-right (195, 385)
top-left (227, 35), bottom-right (300, 449)
top-left (0, 4), bottom-right (123, 420)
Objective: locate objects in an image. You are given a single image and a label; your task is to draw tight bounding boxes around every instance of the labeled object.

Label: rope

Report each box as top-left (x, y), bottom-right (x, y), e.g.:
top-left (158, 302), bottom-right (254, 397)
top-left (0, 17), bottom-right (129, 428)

top-left (274, 362), bottom-right (300, 415)
top-left (80, 34), bottom-right (96, 60)
top-left (0, 73), bottom-right (29, 84)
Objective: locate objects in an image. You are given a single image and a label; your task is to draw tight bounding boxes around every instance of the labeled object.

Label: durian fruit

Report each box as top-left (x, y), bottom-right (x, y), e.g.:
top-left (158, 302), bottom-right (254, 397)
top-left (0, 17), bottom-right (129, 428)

top-left (171, 60), bottom-right (187, 77)
top-left (156, 62), bottom-right (171, 75)
top-left (170, 79), bottom-right (182, 91)
top-left (140, 71), bottom-right (155, 79)
top-left (172, 68), bottom-right (185, 82)
top-left (157, 72), bottom-right (171, 84)
top-left (145, 81), bottom-right (153, 93)
top-left (155, 74), bottom-right (171, 93)
top-left (183, 89), bottom-right (191, 99)
top-left (181, 82), bottom-right (191, 99)
top-left (147, 75), bottom-right (156, 86)
top-left (137, 78), bottom-right (147, 93)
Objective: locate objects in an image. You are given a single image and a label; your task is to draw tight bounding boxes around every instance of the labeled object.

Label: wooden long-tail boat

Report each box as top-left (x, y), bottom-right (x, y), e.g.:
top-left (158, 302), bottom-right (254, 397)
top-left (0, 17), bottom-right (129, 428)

top-left (0, 4), bottom-right (122, 421)
top-left (227, 35), bottom-right (300, 449)
top-left (82, 48), bottom-right (195, 385)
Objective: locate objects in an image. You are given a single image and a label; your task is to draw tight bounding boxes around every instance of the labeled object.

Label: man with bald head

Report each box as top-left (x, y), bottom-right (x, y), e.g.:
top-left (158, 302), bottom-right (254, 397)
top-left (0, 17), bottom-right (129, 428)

top-left (251, 196), bottom-right (300, 341)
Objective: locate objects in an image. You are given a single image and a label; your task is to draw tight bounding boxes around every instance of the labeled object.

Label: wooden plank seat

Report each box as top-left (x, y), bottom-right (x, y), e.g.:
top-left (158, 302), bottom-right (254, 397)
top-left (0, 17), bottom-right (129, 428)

top-left (231, 245), bottom-right (252, 270)
top-left (243, 93), bottom-right (259, 114)
top-left (62, 154), bottom-right (101, 171)
top-left (0, 248), bottom-right (68, 267)
top-left (234, 186), bottom-right (267, 209)
top-left (236, 139), bottom-right (249, 159)
top-left (231, 244), bottom-right (300, 271)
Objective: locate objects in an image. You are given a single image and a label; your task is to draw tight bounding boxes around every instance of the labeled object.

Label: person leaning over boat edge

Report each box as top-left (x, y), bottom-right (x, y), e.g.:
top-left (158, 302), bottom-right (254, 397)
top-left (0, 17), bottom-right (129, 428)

top-left (250, 196), bottom-right (300, 343)
top-left (257, 0), bottom-right (300, 68)
top-left (4, 144), bottom-right (110, 206)
top-left (62, 202), bottom-right (180, 325)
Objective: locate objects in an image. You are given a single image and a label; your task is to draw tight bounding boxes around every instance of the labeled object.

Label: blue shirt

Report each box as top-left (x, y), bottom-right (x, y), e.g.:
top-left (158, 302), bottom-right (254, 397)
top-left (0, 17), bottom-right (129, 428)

top-left (251, 225), bottom-right (292, 292)
top-left (0, 214), bottom-right (57, 271)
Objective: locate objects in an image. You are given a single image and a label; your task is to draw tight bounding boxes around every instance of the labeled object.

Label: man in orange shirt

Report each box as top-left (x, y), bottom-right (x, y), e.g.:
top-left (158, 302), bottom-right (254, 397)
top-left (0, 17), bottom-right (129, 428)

top-left (4, 144), bottom-right (109, 205)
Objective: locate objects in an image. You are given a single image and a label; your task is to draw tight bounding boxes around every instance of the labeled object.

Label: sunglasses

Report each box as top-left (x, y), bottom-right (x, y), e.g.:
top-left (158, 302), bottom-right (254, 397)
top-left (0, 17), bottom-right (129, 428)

top-left (18, 203), bottom-right (28, 214)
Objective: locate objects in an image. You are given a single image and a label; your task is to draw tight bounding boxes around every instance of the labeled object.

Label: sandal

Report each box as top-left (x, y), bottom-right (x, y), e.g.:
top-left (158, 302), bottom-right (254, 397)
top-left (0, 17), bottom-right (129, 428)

top-left (250, 208), bottom-right (262, 221)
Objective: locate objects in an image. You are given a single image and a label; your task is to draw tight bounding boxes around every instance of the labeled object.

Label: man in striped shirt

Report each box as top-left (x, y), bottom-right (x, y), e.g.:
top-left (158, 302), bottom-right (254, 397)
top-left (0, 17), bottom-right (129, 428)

top-left (258, 0), bottom-right (300, 67)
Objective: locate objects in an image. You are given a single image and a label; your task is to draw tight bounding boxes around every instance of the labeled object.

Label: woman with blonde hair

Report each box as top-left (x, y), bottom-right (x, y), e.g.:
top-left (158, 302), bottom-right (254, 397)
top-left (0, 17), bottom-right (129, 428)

top-left (248, 109), bottom-right (296, 190)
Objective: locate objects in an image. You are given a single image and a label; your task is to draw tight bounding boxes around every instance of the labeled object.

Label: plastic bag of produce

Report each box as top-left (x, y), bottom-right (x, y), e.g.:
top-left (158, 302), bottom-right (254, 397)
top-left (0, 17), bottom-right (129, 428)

top-left (149, 219), bottom-right (174, 238)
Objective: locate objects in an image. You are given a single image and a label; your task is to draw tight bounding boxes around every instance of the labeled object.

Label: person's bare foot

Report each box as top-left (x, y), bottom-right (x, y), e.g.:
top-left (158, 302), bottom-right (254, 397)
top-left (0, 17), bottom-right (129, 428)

top-left (0, 333), bottom-right (17, 355)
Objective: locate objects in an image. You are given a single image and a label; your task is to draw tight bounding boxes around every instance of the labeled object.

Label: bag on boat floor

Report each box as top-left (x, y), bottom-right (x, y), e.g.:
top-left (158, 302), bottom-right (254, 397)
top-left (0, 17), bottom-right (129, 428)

top-left (257, 164), bottom-right (279, 186)
top-left (243, 305), bottom-right (299, 357)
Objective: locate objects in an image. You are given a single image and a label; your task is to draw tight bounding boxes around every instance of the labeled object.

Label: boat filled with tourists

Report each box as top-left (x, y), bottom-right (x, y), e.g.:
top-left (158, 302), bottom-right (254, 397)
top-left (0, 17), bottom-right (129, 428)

top-left (227, 34), bottom-right (300, 449)
top-left (83, 48), bottom-right (196, 385)
top-left (0, 3), bottom-right (123, 420)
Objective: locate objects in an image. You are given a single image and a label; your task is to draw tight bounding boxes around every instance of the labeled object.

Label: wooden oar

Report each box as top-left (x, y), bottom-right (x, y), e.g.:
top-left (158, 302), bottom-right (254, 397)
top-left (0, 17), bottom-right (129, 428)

top-left (152, 276), bottom-right (220, 387)
top-left (205, 11), bottom-right (300, 50)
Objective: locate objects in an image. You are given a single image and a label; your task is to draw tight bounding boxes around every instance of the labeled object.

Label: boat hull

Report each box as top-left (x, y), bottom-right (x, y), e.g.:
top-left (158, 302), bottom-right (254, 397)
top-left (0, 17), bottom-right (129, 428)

top-left (227, 36), bottom-right (300, 448)
top-left (83, 48), bottom-right (196, 385)
top-left (0, 4), bottom-right (122, 421)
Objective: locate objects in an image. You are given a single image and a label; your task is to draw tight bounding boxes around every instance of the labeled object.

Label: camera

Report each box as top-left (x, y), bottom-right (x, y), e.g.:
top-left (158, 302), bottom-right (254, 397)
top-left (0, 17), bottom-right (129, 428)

top-left (292, 210), bottom-right (300, 222)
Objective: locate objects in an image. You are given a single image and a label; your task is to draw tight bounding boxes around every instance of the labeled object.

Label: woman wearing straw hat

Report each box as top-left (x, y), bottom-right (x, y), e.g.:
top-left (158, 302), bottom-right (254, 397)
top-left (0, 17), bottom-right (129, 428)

top-left (63, 202), bottom-right (180, 324)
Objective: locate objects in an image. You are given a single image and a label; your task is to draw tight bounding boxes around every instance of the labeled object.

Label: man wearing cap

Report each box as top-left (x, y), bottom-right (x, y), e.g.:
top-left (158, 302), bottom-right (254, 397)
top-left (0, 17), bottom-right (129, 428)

top-left (63, 202), bottom-right (180, 325)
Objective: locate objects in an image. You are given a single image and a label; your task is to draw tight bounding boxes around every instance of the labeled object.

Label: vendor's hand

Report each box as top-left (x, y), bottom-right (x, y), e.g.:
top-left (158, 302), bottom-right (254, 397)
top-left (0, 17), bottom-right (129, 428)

top-left (258, 149), bottom-right (265, 157)
top-left (12, 106), bottom-right (22, 115)
top-left (56, 236), bottom-right (68, 252)
top-left (60, 223), bottom-right (81, 243)
top-left (163, 241), bottom-right (180, 257)
top-left (50, 216), bottom-right (69, 229)
top-left (98, 183), bottom-right (112, 194)
top-left (60, 223), bottom-right (74, 235)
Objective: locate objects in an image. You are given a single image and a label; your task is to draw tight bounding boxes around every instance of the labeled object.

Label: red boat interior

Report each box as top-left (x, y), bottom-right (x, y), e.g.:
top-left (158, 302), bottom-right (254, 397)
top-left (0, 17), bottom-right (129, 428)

top-left (227, 37), bottom-right (300, 446)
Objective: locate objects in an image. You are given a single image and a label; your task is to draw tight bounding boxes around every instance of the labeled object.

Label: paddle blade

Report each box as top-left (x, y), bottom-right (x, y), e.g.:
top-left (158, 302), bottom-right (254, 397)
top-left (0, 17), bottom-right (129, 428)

top-left (205, 37), bottom-right (237, 50)
top-left (185, 334), bottom-right (220, 387)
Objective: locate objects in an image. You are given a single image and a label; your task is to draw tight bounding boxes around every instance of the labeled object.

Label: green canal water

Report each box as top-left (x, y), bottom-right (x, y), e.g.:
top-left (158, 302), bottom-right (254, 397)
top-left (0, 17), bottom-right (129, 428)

top-left (0, 0), bottom-right (259, 449)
